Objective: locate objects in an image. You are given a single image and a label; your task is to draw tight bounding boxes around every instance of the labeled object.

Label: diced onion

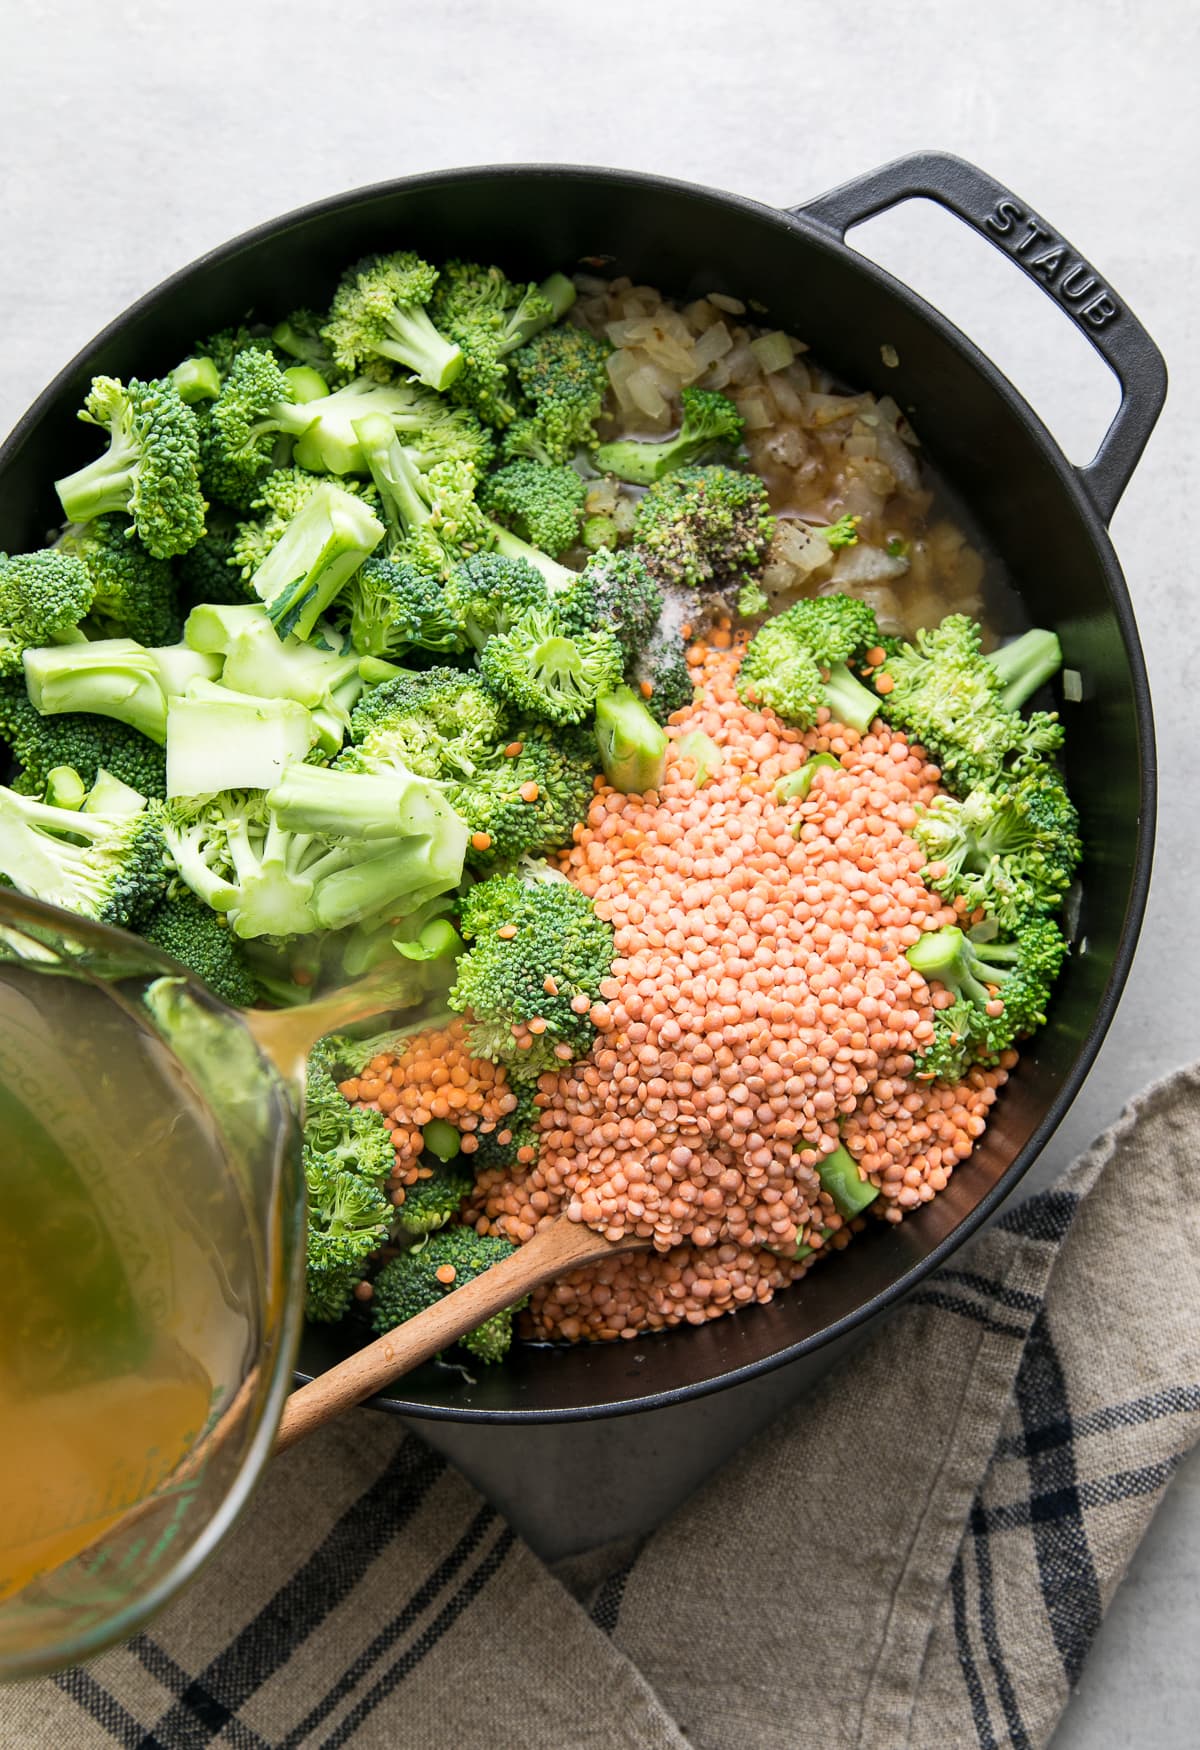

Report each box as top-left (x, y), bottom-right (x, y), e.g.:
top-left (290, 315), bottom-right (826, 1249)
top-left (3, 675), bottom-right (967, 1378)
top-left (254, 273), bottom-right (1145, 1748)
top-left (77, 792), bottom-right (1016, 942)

top-left (750, 331), bottom-right (795, 375)
top-left (708, 292), bottom-right (746, 315)
top-left (1063, 668), bottom-right (1083, 703)
top-left (690, 322), bottom-right (734, 371)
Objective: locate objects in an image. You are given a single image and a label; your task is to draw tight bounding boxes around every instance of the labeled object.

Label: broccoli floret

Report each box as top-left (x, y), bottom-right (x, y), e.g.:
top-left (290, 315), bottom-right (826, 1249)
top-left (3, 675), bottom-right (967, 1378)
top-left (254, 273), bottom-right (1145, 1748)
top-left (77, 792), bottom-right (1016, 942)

top-left (339, 555), bottom-right (462, 661)
top-left (353, 412), bottom-right (489, 579)
top-left (348, 666), bottom-right (507, 780)
top-left (504, 327), bottom-right (611, 464)
top-left (737, 594), bottom-right (881, 734)
top-left (305, 1035), bottom-right (396, 1182)
top-left (442, 550), bottom-right (554, 651)
top-left (582, 513), bottom-right (620, 552)
top-left (479, 606), bottom-right (623, 727)
top-left (228, 467), bottom-right (367, 580)
top-left (281, 377), bottom-right (488, 478)
top-left (913, 763), bottom-right (1082, 926)
top-left (303, 1148), bottom-right (393, 1323)
top-left (874, 616), bottom-right (1064, 793)
top-left (450, 722), bottom-right (598, 869)
top-left (371, 1226), bottom-right (525, 1363)
top-left (55, 375), bottom-right (207, 558)
top-left (471, 1079), bottom-right (541, 1175)
top-left (141, 889), bottom-right (261, 1005)
top-left (451, 868), bottom-right (613, 1078)
top-left (321, 252), bottom-right (464, 391)
top-left (194, 324), bottom-right (262, 380)
top-left (393, 1154), bottom-right (473, 1240)
top-left (906, 919), bottom-right (1068, 1077)
top-left (0, 676), bottom-right (167, 797)
top-left (0, 781), bottom-right (166, 928)
top-left (431, 262), bottom-right (576, 428)
top-left (271, 310), bottom-right (339, 380)
top-left (486, 522), bottom-right (577, 593)
top-left (737, 580), bottom-right (769, 618)
top-left (594, 685), bottom-right (668, 793)
top-left (56, 518), bottom-right (181, 646)
top-left (0, 549), bottom-right (94, 675)
top-left (479, 459), bottom-right (586, 556)
top-left (559, 547), bottom-right (663, 665)
top-left (632, 464), bottom-right (774, 592)
top-left (631, 625), bottom-right (694, 724)
top-left (813, 514), bottom-right (860, 550)
top-left (594, 387), bottom-right (744, 485)
top-left (24, 636), bottom-right (169, 744)
top-left (200, 348), bottom-right (323, 508)
top-left (246, 479), bottom-right (385, 641)
top-left (176, 515), bottom-right (254, 612)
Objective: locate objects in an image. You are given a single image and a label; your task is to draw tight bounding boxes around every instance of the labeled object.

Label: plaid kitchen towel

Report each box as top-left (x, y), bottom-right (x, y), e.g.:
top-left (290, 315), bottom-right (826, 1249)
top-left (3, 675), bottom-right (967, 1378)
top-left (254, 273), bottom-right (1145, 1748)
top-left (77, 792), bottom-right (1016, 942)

top-left (6, 1060), bottom-right (1200, 1750)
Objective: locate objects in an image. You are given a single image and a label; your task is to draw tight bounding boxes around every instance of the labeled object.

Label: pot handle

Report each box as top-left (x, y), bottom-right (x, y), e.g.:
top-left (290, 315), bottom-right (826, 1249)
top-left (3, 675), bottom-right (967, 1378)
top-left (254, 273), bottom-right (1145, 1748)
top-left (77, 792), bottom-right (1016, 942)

top-left (792, 152), bottom-right (1166, 524)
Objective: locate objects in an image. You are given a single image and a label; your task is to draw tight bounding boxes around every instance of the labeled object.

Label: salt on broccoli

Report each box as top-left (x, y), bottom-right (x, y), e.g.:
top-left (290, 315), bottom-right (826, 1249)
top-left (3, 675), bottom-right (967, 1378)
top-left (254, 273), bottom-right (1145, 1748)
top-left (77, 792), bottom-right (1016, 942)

top-left (303, 1148), bottom-right (393, 1323)
top-left (559, 548), bottom-right (663, 665)
top-left (913, 764), bottom-right (1082, 926)
top-left (0, 779), bottom-right (166, 929)
top-left (504, 327), bottom-right (611, 465)
top-left (478, 607), bottom-right (623, 727)
top-left (632, 464), bottom-right (774, 591)
top-left (593, 387), bottom-right (744, 485)
top-left (56, 375), bottom-right (207, 558)
top-left (738, 594), bottom-right (881, 734)
top-left (0, 676), bottom-right (167, 797)
top-left (141, 888), bottom-right (261, 1006)
top-left (321, 251), bottom-right (465, 391)
top-left (631, 624), bottom-right (694, 724)
top-left (873, 619), bottom-right (1065, 794)
top-left (371, 1226), bottom-right (526, 1363)
top-left (431, 261), bottom-right (577, 427)
top-left (340, 555), bottom-right (462, 660)
top-left (443, 550), bottom-right (554, 651)
top-left (0, 549), bottom-right (94, 675)
top-left (57, 519), bottom-right (182, 646)
top-left (450, 866), bottom-right (614, 1078)
top-left (594, 686), bottom-right (668, 793)
top-left (353, 412), bottom-right (489, 579)
top-left (479, 459), bottom-right (586, 556)
top-left (906, 919), bottom-right (1068, 1080)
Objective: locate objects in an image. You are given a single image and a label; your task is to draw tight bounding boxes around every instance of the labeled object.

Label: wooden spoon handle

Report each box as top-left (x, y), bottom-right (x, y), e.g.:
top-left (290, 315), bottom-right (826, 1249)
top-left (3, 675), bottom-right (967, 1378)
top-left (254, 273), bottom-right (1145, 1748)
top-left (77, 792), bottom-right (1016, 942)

top-left (275, 1216), bottom-right (623, 1452)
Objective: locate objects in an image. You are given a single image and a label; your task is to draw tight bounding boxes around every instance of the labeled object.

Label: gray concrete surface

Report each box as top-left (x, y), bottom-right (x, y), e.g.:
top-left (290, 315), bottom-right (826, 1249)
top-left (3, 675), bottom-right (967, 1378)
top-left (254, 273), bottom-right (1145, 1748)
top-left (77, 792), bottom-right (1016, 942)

top-left (2, 1), bottom-right (1198, 1740)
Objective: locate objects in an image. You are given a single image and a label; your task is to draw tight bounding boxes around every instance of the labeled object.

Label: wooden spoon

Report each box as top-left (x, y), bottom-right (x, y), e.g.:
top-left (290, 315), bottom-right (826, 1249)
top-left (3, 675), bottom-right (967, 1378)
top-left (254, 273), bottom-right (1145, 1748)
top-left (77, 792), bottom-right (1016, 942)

top-left (275, 1217), bottom-right (647, 1452)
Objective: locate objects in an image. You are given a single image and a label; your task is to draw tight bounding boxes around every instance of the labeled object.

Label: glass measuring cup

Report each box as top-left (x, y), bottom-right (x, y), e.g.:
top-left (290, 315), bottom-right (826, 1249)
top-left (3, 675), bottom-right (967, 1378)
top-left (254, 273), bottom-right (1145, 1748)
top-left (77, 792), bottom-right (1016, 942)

top-left (0, 890), bottom-right (439, 1681)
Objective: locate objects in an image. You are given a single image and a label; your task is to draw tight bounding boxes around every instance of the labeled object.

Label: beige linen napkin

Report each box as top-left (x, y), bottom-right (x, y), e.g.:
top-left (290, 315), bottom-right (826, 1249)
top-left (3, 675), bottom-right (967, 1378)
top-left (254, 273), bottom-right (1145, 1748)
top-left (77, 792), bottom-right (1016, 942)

top-left (5, 1062), bottom-right (1199, 1749)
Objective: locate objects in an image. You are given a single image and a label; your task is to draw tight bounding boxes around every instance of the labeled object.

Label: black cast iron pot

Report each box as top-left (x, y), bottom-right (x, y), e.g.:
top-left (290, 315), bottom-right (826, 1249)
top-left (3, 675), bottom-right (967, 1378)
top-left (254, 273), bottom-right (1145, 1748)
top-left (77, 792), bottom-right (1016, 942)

top-left (0, 153), bottom-right (1165, 1422)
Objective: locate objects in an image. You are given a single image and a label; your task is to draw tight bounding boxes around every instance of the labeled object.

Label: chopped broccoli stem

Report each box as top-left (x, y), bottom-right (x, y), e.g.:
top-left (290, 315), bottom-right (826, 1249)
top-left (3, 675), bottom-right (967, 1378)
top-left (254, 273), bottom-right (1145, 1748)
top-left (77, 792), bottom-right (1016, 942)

top-left (165, 680), bottom-right (316, 797)
top-left (593, 387), bottom-right (744, 485)
top-left (817, 1145), bottom-right (879, 1218)
top-left (248, 481), bottom-right (384, 641)
top-left (422, 1119), bottom-right (462, 1162)
top-left (775, 752), bottom-right (840, 803)
top-left (984, 628), bottom-right (1063, 712)
top-left (171, 357), bottom-right (222, 404)
top-left (44, 766), bottom-right (87, 810)
top-left (24, 637), bottom-right (169, 744)
top-left (676, 729), bottom-right (723, 788)
top-left (594, 686), bottom-right (668, 793)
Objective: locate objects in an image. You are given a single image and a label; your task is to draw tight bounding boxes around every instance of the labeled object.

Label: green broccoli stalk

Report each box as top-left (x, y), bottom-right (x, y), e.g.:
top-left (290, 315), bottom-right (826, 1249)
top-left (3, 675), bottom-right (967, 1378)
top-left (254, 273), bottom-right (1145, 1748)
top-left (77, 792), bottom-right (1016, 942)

top-left (985, 628), bottom-right (1064, 712)
top-left (303, 1148), bottom-right (392, 1323)
top-left (171, 356), bottom-right (223, 404)
top-left (57, 519), bottom-right (181, 646)
top-left (774, 752), bottom-right (840, 802)
top-left (44, 766), bottom-right (88, 810)
top-left (184, 601), bottom-right (367, 742)
top-left (164, 681), bottom-right (316, 796)
top-left (282, 377), bottom-right (489, 478)
top-left (504, 327), bottom-right (611, 464)
top-left (677, 729), bottom-right (723, 787)
top-left (817, 1144), bottom-right (879, 1218)
top-left (559, 548), bottom-right (663, 663)
top-left (593, 387), bottom-right (744, 485)
top-left (353, 413), bottom-right (489, 578)
top-left (450, 867), bottom-right (614, 1078)
top-left (594, 686), bottom-right (668, 793)
top-left (906, 919), bottom-right (1068, 1078)
top-left (479, 459), bottom-right (586, 556)
top-left (55, 375), bottom-right (207, 558)
top-left (322, 252), bottom-right (465, 391)
top-left (478, 607), bottom-right (623, 726)
top-left (874, 616), bottom-right (1064, 794)
top-left (487, 521), bottom-right (577, 591)
top-left (0, 549), bottom-right (94, 674)
top-left (913, 765), bottom-right (1082, 926)
top-left (0, 781), bottom-right (166, 928)
top-left (632, 464), bottom-right (775, 591)
top-left (247, 480), bottom-right (385, 640)
top-left (141, 889), bottom-right (261, 1006)
top-left (0, 676), bottom-right (167, 798)
top-left (271, 310), bottom-right (338, 379)
top-left (631, 625), bottom-right (694, 724)
top-left (738, 594), bottom-right (881, 734)
top-left (371, 1226), bottom-right (526, 1363)
top-left (340, 555), bottom-right (463, 660)
top-left (24, 636), bottom-right (170, 743)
